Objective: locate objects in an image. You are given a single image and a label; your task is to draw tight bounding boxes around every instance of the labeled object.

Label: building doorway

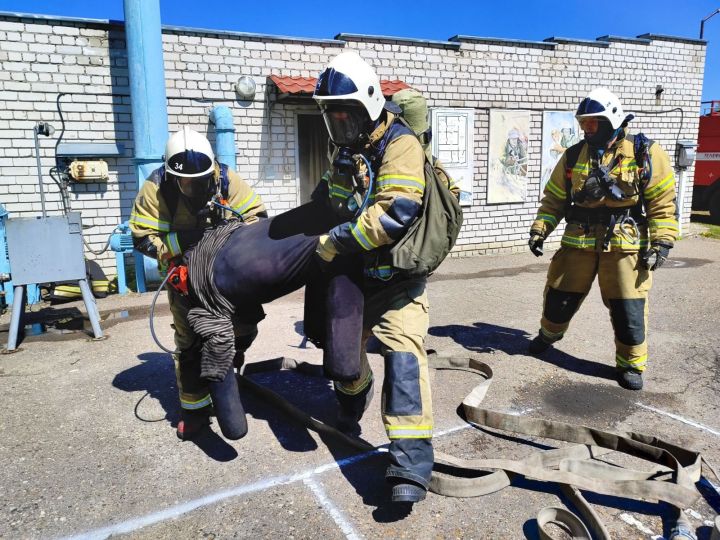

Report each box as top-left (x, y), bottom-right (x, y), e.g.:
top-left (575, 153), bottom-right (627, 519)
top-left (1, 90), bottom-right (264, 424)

top-left (297, 114), bottom-right (330, 204)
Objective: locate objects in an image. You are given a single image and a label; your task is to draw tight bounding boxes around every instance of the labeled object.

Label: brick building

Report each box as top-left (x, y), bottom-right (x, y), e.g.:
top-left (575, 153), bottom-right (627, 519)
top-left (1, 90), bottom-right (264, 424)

top-left (0, 11), bottom-right (707, 275)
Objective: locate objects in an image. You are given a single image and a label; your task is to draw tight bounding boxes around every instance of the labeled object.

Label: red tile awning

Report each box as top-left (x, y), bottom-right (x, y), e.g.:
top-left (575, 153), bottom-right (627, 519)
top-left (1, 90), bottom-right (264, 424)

top-left (269, 75), bottom-right (410, 100)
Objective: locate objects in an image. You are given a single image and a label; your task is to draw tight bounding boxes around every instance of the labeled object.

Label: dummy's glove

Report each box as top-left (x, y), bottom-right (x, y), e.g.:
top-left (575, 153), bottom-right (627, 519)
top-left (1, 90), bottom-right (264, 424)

top-left (642, 242), bottom-right (672, 271)
top-left (528, 232), bottom-right (545, 257)
top-left (316, 234), bottom-right (338, 263)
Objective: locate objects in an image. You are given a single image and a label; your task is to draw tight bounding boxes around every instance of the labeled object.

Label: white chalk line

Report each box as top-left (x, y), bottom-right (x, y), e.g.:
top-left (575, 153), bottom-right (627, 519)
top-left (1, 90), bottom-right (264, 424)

top-left (636, 402), bottom-right (720, 437)
top-left (58, 423), bottom-right (473, 540)
top-left (304, 478), bottom-right (363, 540)
top-left (618, 513), bottom-right (659, 537)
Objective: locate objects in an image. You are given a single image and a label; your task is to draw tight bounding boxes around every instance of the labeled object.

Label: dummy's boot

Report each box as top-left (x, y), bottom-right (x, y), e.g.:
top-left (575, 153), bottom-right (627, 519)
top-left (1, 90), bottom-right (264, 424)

top-left (208, 368), bottom-right (248, 440)
top-left (528, 333), bottom-right (553, 355)
top-left (616, 367), bottom-right (643, 391)
top-left (176, 406), bottom-right (212, 441)
top-left (335, 378), bottom-right (374, 436)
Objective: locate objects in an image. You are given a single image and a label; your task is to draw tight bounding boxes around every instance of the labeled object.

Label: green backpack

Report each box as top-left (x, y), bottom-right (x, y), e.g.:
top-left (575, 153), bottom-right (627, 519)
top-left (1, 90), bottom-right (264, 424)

top-left (390, 153), bottom-right (463, 277)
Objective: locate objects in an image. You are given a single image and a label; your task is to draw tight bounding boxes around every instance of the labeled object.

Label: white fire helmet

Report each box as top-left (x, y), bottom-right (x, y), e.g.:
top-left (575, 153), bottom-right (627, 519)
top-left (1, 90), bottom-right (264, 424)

top-left (313, 51), bottom-right (384, 146)
top-left (575, 88), bottom-right (633, 130)
top-left (164, 127), bottom-right (215, 199)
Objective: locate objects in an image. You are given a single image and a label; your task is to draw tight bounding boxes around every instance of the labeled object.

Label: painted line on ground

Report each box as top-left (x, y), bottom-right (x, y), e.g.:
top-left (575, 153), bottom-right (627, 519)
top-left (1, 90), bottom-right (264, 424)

top-left (58, 423), bottom-right (473, 540)
top-left (636, 402), bottom-right (720, 437)
top-left (304, 477), bottom-right (363, 540)
top-left (618, 512), bottom-right (660, 538)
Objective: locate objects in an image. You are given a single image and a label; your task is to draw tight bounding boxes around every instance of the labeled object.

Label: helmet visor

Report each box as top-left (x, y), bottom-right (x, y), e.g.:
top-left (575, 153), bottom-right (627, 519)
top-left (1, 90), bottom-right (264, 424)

top-left (320, 103), bottom-right (371, 147)
top-left (173, 173), bottom-right (212, 200)
top-left (576, 97), bottom-right (607, 116)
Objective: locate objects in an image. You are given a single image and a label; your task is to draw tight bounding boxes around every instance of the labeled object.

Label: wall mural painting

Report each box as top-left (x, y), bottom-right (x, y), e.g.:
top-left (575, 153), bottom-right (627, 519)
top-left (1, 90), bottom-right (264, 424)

top-left (540, 111), bottom-right (582, 198)
top-left (487, 110), bottom-right (530, 203)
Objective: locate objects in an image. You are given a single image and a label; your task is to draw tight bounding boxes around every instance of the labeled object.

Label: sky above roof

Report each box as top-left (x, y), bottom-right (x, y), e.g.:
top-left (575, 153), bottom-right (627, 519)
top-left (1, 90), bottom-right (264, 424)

top-left (1, 0), bottom-right (718, 105)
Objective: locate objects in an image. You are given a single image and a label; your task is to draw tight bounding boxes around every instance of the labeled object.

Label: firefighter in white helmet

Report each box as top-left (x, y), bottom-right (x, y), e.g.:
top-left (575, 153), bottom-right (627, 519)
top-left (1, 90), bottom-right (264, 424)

top-left (528, 88), bottom-right (678, 391)
top-left (130, 127), bottom-right (267, 439)
top-left (313, 51), bottom-right (434, 504)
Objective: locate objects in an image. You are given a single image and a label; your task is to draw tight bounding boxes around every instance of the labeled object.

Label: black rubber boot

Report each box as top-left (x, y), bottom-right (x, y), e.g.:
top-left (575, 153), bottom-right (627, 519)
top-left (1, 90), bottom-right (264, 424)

top-left (528, 334), bottom-right (552, 355)
top-left (616, 368), bottom-right (644, 390)
top-left (335, 378), bottom-right (374, 436)
top-left (390, 479), bottom-right (427, 503)
top-left (208, 369), bottom-right (248, 440)
top-left (176, 407), bottom-right (211, 441)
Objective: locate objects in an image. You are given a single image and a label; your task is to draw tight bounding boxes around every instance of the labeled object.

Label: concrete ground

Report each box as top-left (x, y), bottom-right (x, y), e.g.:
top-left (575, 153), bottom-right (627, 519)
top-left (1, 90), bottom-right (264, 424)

top-left (1, 234), bottom-right (719, 540)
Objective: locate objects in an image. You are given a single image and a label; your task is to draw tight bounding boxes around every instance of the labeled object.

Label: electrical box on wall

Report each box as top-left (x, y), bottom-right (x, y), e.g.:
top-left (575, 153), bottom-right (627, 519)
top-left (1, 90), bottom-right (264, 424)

top-left (69, 160), bottom-right (109, 182)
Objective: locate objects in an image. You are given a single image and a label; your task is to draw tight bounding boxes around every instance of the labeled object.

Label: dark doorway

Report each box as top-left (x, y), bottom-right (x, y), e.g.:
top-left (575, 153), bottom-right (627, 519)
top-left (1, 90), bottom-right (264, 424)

top-left (297, 114), bottom-right (330, 204)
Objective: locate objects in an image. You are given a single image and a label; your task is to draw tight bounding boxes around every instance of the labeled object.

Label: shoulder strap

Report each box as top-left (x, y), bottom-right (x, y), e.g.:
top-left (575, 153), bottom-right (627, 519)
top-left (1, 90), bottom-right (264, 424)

top-left (370, 118), bottom-right (414, 169)
top-left (155, 166), bottom-right (181, 220)
top-left (219, 163), bottom-right (230, 199)
top-left (563, 141), bottom-right (585, 214)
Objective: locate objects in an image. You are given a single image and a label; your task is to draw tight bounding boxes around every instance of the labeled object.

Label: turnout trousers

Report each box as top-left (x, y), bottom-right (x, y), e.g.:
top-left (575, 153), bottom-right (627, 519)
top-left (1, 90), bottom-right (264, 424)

top-left (539, 247), bottom-right (653, 372)
top-left (167, 288), bottom-right (259, 411)
top-left (335, 278), bottom-right (434, 488)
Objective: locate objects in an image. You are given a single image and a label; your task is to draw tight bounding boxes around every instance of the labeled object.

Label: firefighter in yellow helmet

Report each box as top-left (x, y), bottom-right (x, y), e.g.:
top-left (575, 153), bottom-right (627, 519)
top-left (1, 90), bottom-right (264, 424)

top-left (313, 52), bottom-right (433, 503)
top-left (528, 88), bottom-right (678, 391)
top-left (130, 127), bottom-right (267, 439)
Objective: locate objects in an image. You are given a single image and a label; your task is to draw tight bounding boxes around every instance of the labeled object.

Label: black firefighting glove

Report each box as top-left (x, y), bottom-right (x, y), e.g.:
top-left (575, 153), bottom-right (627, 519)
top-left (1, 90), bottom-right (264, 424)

top-left (528, 232), bottom-right (545, 257)
top-left (642, 242), bottom-right (672, 271)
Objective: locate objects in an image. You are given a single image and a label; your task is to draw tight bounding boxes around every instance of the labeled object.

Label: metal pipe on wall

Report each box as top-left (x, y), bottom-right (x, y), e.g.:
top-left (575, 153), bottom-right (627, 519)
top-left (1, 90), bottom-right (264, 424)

top-left (123, 0), bottom-right (168, 291)
top-left (209, 106), bottom-right (237, 170)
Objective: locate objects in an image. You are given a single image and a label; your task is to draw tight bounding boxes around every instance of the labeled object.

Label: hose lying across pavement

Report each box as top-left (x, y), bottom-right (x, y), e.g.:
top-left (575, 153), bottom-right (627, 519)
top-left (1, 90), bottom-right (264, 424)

top-left (238, 352), bottom-right (720, 540)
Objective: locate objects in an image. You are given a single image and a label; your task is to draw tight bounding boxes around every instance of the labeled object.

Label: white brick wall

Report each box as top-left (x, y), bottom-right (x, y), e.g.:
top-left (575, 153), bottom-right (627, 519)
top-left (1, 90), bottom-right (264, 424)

top-left (0, 14), bottom-right (706, 275)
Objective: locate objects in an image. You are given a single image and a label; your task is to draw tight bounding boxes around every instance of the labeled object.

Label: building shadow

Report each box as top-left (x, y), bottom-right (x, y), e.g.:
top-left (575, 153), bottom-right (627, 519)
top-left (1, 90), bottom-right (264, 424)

top-left (429, 322), bottom-right (616, 381)
top-left (112, 352), bottom-right (238, 461)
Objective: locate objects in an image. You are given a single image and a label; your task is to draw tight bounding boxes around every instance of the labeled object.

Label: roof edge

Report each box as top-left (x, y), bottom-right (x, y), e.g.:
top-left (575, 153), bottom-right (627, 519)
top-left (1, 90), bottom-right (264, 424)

top-left (449, 35), bottom-right (555, 49)
top-left (636, 33), bottom-right (707, 46)
top-left (335, 32), bottom-right (461, 50)
top-left (544, 36), bottom-right (610, 47)
top-left (596, 35), bottom-right (652, 45)
top-left (0, 10), bottom-right (345, 45)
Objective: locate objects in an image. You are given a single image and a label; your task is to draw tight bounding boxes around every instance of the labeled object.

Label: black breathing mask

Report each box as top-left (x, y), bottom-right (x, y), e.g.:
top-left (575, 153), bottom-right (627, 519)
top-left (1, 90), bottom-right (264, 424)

top-left (331, 147), bottom-right (369, 218)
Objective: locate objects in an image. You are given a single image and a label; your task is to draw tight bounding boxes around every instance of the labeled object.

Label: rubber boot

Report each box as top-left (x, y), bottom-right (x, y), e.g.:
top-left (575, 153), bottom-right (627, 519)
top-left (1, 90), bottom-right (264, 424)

top-left (176, 406), bottom-right (211, 441)
top-left (335, 378), bottom-right (374, 436)
top-left (208, 368), bottom-right (248, 440)
top-left (616, 368), bottom-right (643, 390)
top-left (390, 479), bottom-right (427, 503)
top-left (528, 333), bottom-right (552, 355)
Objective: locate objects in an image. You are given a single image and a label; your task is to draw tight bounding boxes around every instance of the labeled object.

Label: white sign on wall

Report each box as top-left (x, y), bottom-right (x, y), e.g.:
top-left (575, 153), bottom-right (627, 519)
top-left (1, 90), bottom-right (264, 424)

top-left (431, 108), bottom-right (475, 206)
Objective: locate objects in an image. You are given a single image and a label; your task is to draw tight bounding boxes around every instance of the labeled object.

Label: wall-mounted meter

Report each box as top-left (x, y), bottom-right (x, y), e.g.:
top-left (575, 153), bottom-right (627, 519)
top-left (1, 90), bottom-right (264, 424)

top-left (69, 160), bottom-right (109, 182)
top-left (675, 140), bottom-right (697, 169)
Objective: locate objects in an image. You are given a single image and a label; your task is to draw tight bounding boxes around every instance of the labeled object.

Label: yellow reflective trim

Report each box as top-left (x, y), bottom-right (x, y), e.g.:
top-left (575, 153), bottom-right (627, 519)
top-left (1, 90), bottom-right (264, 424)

top-left (130, 212), bottom-right (171, 232)
top-left (350, 221), bottom-right (377, 251)
top-left (386, 425), bottom-right (433, 431)
top-left (164, 232), bottom-right (181, 257)
top-left (377, 174), bottom-right (425, 184)
top-left (545, 179), bottom-right (566, 198)
top-left (233, 193), bottom-right (260, 215)
top-left (644, 173), bottom-right (674, 200)
top-left (180, 394), bottom-right (212, 410)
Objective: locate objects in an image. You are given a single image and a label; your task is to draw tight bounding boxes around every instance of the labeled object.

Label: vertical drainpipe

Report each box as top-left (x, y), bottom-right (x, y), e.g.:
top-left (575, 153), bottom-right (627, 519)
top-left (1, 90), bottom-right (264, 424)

top-left (209, 106), bottom-right (237, 170)
top-left (123, 0), bottom-right (168, 292)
